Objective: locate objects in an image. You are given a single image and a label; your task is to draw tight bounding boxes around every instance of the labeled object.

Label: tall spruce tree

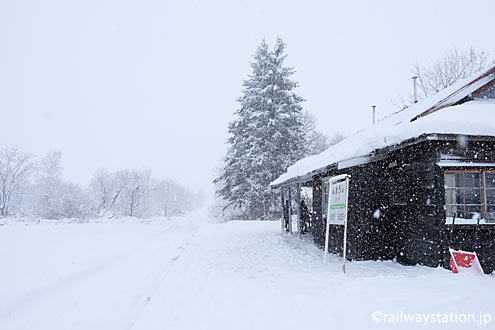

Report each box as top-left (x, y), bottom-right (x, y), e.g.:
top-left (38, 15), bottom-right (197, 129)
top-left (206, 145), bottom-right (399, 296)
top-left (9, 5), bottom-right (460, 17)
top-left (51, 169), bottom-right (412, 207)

top-left (215, 38), bottom-right (306, 219)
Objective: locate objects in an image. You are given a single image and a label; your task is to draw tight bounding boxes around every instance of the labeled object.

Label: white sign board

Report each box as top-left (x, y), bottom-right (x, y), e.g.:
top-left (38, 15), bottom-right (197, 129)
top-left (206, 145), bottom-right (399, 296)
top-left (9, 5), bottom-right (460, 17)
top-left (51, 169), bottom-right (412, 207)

top-left (327, 180), bottom-right (348, 225)
top-left (324, 174), bottom-right (350, 272)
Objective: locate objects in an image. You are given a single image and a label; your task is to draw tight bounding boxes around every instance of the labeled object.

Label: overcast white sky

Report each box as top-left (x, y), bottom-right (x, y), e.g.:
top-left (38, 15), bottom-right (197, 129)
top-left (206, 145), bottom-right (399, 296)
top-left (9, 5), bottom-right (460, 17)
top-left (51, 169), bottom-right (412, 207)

top-left (1, 0), bottom-right (494, 198)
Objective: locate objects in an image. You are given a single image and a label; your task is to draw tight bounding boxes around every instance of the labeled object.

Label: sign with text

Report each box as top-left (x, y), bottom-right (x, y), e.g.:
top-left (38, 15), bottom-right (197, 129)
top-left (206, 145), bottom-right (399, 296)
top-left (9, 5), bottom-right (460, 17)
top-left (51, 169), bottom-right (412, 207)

top-left (327, 179), bottom-right (349, 225)
top-left (324, 174), bottom-right (350, 271)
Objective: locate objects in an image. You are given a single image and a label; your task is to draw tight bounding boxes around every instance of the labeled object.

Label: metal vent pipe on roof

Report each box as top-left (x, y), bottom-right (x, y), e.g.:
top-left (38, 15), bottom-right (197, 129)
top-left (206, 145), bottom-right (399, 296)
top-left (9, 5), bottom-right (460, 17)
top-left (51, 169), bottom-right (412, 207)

top-left (372, 105), bottom-right (376, 124)
top-left (412, 76), bottom-right (418, 103)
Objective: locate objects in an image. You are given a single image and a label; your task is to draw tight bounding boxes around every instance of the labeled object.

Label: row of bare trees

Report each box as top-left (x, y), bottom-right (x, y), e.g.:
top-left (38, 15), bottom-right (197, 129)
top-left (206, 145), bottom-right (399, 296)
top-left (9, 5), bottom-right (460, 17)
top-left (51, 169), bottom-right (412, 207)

top-left (0, 148), bottom-right (202, 219)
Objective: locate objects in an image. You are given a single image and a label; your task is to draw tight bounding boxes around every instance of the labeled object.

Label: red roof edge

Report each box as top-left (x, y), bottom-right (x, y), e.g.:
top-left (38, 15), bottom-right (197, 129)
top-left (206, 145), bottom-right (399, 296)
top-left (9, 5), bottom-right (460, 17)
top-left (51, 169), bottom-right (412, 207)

top-left (410, 66), bottom-right (495, 122)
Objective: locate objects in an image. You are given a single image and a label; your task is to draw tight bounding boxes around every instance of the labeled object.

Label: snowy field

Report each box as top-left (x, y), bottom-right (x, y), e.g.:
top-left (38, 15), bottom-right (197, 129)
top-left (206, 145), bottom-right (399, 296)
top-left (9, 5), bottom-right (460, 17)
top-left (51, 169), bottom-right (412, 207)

top-left (1, 213), bottom-right (494, 330)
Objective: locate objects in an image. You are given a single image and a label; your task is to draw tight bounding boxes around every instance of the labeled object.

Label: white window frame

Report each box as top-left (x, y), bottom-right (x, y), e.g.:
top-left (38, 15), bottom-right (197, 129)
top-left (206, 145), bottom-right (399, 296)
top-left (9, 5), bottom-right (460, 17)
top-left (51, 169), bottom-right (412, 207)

top-left (444, 169), bottom-right (495, 221)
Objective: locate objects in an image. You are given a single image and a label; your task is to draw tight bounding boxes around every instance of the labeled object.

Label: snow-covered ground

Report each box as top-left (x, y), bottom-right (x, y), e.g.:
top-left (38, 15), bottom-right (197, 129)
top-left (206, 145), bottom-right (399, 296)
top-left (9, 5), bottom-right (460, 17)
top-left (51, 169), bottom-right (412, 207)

top-left (1, 213), bottom-right (494, 330)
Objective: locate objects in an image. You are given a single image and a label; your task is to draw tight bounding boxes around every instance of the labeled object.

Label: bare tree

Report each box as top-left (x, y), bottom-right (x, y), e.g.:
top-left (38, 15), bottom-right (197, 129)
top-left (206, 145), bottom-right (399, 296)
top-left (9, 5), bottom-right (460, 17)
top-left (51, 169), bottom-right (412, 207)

top-left (150, 179), bottom-right (199, 217)
top-left (32, 151), bottom-right (65, 219)
top-left (90, 169), bottom-right (128, 217)
top-left (302, 111), bottom-right (329, 156)
top-left (392, 47), bottom-right (490, 108)
top-left (328, 132), bottom-right (347, 146)
top-left (414, 47), bottom-right (489, 100)
top-left (302, 111), bottom-right (347, 155)
top-left (120, 169), bottom-right (152, 218)
top-left (59, 182), bottom-right (91, 219)
top-left (0, 148), bottom-right (33, 216)
top-left (151, 179), bottom-right (174, 217)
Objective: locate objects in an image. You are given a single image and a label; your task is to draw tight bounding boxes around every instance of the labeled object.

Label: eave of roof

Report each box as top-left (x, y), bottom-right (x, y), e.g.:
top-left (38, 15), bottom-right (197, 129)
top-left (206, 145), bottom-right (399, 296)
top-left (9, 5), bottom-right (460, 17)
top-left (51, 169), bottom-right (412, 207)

top-left (271, 133), bottom-right (495, 188)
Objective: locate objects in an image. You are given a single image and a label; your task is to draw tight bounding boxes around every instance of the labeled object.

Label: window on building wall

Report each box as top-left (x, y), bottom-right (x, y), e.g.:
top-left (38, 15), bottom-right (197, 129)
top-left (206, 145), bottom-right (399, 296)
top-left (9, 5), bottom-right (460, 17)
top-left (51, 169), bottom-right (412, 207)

top-left (445, 170), bottom-right (495, 221)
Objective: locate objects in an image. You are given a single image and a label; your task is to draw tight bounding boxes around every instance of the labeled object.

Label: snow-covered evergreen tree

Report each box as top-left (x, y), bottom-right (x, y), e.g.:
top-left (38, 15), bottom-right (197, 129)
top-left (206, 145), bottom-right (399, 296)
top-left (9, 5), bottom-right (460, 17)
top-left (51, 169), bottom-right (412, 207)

top-left (215, 38), bottom-right (306, 219)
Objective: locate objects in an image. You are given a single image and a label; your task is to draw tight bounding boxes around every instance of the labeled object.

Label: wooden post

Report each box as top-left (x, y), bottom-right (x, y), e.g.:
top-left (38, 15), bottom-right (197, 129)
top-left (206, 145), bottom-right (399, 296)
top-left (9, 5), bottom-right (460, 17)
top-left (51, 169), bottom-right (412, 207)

top-left (482, 170), bottom-right (487, 219)
top-left (288, 186), bottom-right (292, 234)
top-left (324, 180), bottom-right (332, 265)
top-left (342, 176), bottom-right (350, 273)
top-left (296, 183), bottom-right (302, 238)
top-left (312, 179), bottom-right (322, 244)
top-left (280, 188), bottom-right (285, 232)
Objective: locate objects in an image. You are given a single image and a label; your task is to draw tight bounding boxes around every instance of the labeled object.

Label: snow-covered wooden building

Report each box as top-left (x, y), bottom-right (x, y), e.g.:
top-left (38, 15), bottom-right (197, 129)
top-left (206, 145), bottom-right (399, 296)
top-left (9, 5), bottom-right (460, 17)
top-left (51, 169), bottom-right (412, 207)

top-left (271, 64), bottom-right (495, 273)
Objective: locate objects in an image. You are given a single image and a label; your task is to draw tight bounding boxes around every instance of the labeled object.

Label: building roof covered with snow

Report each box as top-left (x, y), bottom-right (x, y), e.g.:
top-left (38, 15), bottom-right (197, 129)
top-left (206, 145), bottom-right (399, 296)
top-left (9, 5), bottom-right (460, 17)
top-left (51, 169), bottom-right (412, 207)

top-left (271, 64), bottom-right (495, 187)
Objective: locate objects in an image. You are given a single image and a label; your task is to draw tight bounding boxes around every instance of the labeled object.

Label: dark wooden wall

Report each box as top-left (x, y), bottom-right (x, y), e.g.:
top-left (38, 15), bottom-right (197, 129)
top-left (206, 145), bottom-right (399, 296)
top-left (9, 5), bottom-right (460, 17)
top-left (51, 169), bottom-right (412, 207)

top-left (436, 139), bottom-right (495, 273)
top-left (388, 142), bottom-right (442, 267)
top-left (311, 179), bottom-right (324, 247)
top-left (308, 138), bottom-right (495, 273)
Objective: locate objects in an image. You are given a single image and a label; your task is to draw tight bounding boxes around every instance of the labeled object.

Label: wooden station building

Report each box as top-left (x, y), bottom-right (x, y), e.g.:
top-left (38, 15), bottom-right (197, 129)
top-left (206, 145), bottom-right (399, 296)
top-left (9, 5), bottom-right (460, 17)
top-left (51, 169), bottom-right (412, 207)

top-left (271, 65), bottom-right (495, 273)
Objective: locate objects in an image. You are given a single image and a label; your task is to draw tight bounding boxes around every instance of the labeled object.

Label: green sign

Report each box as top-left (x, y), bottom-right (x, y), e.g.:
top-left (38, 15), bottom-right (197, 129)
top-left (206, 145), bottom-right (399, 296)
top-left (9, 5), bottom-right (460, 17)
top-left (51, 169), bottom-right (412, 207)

top-left (327, 180), bottom-right (348, 225)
